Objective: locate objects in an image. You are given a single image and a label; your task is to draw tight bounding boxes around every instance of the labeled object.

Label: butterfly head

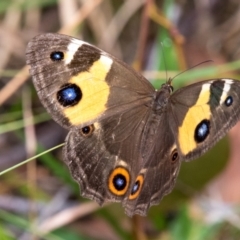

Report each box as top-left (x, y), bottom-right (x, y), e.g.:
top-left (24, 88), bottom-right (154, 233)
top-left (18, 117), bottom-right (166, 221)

top-left (160, 78), bottom-right (174, 94)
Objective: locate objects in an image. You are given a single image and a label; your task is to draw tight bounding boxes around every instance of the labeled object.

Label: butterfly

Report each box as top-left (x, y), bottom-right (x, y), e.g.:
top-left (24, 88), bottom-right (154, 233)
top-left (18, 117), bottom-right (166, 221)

top-left (26, 33), bottom-right (240, 216)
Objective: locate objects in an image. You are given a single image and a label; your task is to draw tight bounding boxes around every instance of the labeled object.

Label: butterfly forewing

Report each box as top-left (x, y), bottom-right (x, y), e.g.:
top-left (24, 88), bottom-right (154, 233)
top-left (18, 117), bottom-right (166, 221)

top-left (170, 79), bottom-right (240, 161)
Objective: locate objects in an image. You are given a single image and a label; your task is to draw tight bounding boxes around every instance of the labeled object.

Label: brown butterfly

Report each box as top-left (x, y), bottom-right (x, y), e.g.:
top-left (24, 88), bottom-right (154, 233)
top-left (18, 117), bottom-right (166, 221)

top-left (26, 33), bottom-right (240, 216)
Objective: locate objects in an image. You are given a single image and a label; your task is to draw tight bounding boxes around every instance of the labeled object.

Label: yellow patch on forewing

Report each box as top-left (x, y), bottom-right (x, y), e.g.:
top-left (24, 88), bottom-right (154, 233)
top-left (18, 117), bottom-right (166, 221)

top-left (178, 83), bottom-right (211, 155)
top-left (63, 55), bottom-right (113, 126)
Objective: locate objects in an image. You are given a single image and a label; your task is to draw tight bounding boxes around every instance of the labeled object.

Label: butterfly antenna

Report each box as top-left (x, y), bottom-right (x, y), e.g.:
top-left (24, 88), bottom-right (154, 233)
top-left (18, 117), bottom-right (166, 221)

top-left (170, 60), bottom-right (214, 83)
top-left (160, 42), bottom-right (169, 83)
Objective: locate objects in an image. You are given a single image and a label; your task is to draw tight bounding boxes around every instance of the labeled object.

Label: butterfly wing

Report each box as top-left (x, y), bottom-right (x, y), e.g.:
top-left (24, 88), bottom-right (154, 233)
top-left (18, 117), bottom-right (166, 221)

top-left (26, 33), bottom-right (154, 129)
top-left (122, 109), bottom-right (181, 216)
top-left (169, 79), bottom-right (240, 161)
top-left (63, 103), bottom-right (181, 216)
top-left (122, 78), bottom-right (240, 216)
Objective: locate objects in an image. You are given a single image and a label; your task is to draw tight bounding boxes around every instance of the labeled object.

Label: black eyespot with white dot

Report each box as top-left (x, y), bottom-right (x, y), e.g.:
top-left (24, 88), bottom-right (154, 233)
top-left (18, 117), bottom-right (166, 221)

top-left (50, 51), bottom-right (64, 61)
top-left (57, 83), bottom-right (82, 107)
top-left (129, 174), bottom-right (144, 200)
top-left (113, 174), bottom-right (127, 191)
top-left (225, 96), bottom-right (233, 107)
top-left (171, 149), bottom-right (179, 163)
top-left (131, 180), bottom-right (140, 195)
top-left (194, 119), bottom-right (210, 143)
top-left (80, 125), bottom-right (94, 137)
top-left (108, 167), bottom-right (130, 196)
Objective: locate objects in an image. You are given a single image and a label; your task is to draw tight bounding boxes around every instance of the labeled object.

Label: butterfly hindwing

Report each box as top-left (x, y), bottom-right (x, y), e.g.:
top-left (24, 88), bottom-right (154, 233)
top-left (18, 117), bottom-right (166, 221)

top-left (122, 111), bottom-right (181, 216)
top-left (63, 104), bottom-right (181, 216)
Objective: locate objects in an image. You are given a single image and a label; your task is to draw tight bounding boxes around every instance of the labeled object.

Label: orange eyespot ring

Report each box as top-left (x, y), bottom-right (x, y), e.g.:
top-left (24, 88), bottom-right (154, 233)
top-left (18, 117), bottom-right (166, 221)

top-left (129, 174), bottom-right (144, 200)
top-left (108, 167), bottom-right (130, 196)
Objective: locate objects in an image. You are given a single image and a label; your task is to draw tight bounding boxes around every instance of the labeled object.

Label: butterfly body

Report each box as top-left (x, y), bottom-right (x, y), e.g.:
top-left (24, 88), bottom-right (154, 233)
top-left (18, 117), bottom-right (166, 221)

top-left (26, 33), bottom-right (240, 216)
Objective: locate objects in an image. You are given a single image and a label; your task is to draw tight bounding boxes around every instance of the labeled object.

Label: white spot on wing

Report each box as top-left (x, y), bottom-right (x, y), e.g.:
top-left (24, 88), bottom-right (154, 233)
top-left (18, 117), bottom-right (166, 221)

top-left (222, 79), bottom-right (234, 84)
top-left (200, 83), bottom-right (211, 96)
top-left (117, 159), bottom-right (128, 167)
top-left (220, 79), bottom-right (233, 104)
top-left (139, 168), bottom-right (147, 174)
top-left (65, 38), bottom-right (85, 64)
top-left (99, 55), bottom-right (113, 71)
